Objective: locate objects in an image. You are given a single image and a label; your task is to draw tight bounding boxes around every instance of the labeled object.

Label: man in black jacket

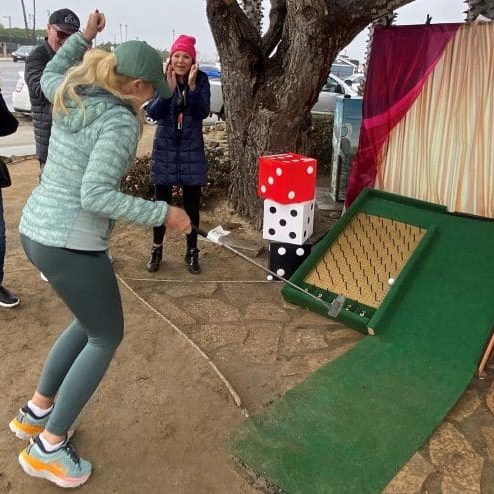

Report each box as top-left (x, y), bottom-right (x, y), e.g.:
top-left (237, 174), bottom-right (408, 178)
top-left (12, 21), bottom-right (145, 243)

top-left (25, 9), bottom-right (80, 174)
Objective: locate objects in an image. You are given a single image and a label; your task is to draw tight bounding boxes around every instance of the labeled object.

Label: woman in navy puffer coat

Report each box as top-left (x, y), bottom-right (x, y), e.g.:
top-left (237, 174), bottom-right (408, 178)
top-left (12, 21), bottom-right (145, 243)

top-left (146, 34), bottom-right (210, 274)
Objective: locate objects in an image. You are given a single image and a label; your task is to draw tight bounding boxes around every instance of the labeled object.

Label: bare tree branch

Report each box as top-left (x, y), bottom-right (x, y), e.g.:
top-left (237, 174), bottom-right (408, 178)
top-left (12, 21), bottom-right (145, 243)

top-left (242, 0), bottom-right (263, 32)
top-left (261, 0), bottom-right (287, 57)
top-left (334, 0), bottom-right (416, 26)
top-left (207, 0), bottom-right (262, 64)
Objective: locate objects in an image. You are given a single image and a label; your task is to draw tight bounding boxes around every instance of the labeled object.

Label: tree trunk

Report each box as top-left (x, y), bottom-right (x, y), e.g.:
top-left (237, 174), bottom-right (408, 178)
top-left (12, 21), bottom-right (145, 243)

top-left (207, 0), bottom-right (416, 226)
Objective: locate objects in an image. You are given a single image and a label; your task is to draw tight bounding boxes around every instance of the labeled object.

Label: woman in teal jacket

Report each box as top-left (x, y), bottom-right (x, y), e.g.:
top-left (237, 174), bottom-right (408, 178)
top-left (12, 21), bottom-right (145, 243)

top-left (8, 11), bottom-right (191, 488)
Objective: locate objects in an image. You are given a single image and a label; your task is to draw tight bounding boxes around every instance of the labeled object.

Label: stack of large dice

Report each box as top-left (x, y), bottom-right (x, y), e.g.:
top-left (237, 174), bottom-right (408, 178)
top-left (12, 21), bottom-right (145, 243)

top-left (258, 152), bottom-right (317, 280)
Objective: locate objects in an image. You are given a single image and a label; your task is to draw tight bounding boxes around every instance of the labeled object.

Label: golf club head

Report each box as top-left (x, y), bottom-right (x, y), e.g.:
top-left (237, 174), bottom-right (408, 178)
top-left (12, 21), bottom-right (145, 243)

top-left (206, 225), bottom-right (231, 244)
top-left (329, 294), bottom-right (347, 318)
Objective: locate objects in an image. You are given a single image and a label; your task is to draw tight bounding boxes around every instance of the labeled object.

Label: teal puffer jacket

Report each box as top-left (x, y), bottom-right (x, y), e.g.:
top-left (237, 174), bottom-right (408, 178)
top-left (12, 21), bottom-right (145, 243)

top-left (20, 33), bottom-right (168, 251)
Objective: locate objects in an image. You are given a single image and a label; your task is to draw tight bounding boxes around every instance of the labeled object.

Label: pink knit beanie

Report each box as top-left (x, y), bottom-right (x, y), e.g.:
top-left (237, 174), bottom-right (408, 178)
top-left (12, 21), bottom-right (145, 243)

top-left (170, 34), bottom-right (196, 61)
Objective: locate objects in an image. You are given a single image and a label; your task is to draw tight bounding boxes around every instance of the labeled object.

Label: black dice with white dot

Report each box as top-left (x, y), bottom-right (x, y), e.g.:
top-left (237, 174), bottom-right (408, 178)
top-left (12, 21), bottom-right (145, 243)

top-left (267, 240), bottom-right (312, 281)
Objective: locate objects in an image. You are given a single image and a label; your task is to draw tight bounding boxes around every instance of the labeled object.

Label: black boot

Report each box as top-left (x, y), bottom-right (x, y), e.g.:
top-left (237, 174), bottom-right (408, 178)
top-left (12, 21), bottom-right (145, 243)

top-left (146, 245), bottom-right (163, 272)
top-left (0, 286), bottom-right (20, 308)
top-left (185, 248), bottom-right (201, 274)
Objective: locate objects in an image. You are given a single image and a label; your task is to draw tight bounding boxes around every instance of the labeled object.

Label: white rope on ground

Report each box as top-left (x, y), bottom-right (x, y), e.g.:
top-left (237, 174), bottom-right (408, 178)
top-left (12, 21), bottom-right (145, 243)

top-left (116, 274), bottom-right (250, 418)
top-left (126, 278), bottom-right (276, 284)
top-left (4, 156), bottom-right (36, 164)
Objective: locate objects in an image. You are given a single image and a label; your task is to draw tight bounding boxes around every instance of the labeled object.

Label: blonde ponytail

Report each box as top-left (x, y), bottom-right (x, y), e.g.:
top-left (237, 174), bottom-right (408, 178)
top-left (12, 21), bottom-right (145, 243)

top-left (53, 48), bottom-right (144, 133)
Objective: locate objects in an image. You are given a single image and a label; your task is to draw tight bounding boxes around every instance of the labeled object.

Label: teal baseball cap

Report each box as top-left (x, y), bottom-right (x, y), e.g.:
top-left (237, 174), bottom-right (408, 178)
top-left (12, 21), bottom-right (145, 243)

top-left (114, 40), bottom-right (171, 98)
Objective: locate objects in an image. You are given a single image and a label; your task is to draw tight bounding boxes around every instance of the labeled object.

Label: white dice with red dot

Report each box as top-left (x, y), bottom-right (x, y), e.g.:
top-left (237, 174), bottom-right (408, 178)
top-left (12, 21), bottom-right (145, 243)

top-left (258, 152), bottom-right (317, 204)
top-left (262, 198), bottom-right (315, 245)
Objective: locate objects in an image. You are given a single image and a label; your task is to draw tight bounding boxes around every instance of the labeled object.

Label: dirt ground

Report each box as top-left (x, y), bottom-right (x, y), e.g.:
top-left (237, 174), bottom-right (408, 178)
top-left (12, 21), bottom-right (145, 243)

top-left (1, 123), bottom-right (494, 493)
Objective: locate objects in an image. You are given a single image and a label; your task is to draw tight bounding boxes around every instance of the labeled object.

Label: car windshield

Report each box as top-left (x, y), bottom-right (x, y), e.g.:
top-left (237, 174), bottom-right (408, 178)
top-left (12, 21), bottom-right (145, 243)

top-left (17, 46), bottom-right (34, 53)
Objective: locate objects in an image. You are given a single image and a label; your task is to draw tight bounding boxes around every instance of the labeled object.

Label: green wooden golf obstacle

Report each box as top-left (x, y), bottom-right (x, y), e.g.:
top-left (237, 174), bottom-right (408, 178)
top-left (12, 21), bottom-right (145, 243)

top-left (231, 189), bottom-right (494, 493)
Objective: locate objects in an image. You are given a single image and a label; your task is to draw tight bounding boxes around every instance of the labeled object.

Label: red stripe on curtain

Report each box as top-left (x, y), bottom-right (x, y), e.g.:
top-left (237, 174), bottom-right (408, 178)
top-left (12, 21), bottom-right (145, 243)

top-left (345, 24), bottom-right (461, 207)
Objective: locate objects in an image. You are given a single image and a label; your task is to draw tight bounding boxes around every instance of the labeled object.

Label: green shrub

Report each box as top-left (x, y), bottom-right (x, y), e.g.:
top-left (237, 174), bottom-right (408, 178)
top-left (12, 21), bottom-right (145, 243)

top-left (120, 156), bottom-right (154, 200)
top-left (310, 113), bottom-right (334, 172)
top-left (121, 116), bottom-right (332, 203)
top-left (120, 142), bottom-right (232, 205)
top-left (203, 144), bottom-right (231, 199)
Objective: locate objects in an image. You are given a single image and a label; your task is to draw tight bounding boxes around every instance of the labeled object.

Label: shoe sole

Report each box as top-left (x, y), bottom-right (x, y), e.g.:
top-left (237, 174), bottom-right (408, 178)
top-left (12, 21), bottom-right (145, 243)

top-left (9, 420), bottom-right (39, 440)
top-left (18, 451), bottom-right (90, 488)
top-left (0, 299), bottom-right (20, 308)
top-left (9, 419), bottom-right (75, 441)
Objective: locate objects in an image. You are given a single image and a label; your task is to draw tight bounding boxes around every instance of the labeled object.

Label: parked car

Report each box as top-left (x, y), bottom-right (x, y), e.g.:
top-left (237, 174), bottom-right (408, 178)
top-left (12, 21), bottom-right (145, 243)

top-left (200, 63), bottom-right (223, 117)
top-left (13, 65), bottom-right (354, 121)
top-left (312, 73), bottom-right (358, 113)
top-left (208, 72), bottom-right (356, 120)
top-left (344, 73), bottom-right (365, 88)
top-left (11, 45), bottom-right (35, 62)
top-left (12, 71), bottom-right (32, 115)
top-left (208, 78), bottom-right (224, 119)
top-left (198, 63), bottom-right (221, 79)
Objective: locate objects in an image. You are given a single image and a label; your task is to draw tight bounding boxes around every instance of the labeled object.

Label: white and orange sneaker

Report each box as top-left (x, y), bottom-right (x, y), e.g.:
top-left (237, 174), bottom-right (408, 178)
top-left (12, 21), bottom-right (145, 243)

top-left (9, 405), bottom-right (74, 441)
top-left (9, 405), bottom-right (49, 440)
top-left (18, 435), bottom-right (91, 488)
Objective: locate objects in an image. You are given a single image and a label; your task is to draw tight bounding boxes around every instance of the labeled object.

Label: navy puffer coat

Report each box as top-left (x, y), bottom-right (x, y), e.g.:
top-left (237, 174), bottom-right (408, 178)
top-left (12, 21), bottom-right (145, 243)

top-left (147, 71), bottom-right (210, 186)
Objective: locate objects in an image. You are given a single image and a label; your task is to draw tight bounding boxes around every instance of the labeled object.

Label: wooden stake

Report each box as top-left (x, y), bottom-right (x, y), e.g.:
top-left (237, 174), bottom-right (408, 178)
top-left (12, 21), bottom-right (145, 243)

top-left (477, 327), bottom-right (494, 378)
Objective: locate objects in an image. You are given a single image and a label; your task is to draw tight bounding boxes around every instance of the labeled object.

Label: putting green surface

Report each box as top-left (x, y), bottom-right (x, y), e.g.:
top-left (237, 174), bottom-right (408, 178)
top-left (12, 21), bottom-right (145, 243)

top-left (232, 190), bottom-right (494, 493)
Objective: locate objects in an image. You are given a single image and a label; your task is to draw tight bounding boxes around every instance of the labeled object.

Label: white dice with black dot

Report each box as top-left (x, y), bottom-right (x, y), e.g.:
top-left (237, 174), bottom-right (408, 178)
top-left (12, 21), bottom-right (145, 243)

top-left (262, 198), bottom-right (315, 245)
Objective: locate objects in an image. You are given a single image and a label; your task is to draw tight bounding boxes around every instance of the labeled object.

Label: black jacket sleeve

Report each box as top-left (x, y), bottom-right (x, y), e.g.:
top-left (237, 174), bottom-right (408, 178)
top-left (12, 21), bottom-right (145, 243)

top-left (25, 44), bottom-right (51, 105)
top-left (0, 90), bottom-right (19, 137)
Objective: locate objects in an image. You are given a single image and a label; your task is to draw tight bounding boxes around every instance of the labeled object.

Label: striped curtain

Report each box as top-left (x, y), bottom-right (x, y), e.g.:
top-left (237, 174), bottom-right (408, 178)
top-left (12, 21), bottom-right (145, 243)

top-left (347, 22), bottom-right (494, 219)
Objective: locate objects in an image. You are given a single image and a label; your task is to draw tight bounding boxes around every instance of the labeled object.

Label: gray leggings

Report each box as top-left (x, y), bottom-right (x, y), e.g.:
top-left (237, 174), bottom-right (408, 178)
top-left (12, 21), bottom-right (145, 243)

top-left (21, 235), bottom-right (123, 436)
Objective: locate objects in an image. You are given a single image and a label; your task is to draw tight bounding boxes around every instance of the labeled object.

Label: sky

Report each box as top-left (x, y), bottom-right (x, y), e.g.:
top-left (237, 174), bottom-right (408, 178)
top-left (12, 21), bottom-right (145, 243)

top-left (1, 0), bottom-right (466, 62)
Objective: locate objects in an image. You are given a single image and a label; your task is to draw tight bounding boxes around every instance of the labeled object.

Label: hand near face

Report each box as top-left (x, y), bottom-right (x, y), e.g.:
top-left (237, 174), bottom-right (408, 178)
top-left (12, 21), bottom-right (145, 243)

top-left (188, 64), bottom-right (198, 91)
top-left (166, 63), bottom-right (177, 93)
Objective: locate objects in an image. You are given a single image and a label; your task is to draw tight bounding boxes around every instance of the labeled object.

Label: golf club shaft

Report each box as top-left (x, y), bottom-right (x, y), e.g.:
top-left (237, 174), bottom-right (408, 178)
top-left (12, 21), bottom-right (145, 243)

top-left (195, 227), bottom-right (331, 312)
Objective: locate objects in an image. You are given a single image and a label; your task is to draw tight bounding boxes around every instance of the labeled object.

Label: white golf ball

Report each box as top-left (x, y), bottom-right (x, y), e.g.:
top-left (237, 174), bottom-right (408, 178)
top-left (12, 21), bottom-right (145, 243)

top-left (267, 275), bottom-right (274, 281)
top-left (388, 278), bottom-right (395, 285)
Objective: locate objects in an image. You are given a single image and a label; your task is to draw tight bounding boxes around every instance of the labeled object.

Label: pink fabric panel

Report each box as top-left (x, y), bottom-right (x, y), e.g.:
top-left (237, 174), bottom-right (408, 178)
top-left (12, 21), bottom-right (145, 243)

top-left (345, 24), bottom-right (461, 207)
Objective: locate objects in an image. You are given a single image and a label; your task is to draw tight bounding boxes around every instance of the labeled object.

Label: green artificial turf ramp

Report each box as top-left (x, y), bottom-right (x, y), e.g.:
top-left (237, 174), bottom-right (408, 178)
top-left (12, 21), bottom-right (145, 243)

top-left (232, 190), bottom-right (494, 493)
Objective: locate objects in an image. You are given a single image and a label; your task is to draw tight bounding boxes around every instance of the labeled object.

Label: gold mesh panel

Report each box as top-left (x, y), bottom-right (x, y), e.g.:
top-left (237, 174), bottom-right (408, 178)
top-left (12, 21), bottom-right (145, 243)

top-left (304, 213), bottom-right (426, 308)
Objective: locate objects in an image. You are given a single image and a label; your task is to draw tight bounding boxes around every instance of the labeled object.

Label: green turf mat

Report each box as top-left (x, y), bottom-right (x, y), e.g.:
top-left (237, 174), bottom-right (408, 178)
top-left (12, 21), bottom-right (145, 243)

top-left (232, 190), bottom-right (494, 493)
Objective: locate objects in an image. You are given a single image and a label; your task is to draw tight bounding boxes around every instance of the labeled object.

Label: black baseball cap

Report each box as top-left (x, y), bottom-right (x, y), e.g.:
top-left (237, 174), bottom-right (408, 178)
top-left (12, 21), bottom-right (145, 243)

top-left (48, 9), bottom-right (80, 32)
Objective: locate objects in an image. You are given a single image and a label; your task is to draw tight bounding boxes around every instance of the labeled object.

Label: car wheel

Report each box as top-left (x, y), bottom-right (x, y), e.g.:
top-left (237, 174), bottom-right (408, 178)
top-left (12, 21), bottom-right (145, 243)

top-left (218, 105), bottom-right (225, 121)
top-left (13, 57), bottom-right (18, 62)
